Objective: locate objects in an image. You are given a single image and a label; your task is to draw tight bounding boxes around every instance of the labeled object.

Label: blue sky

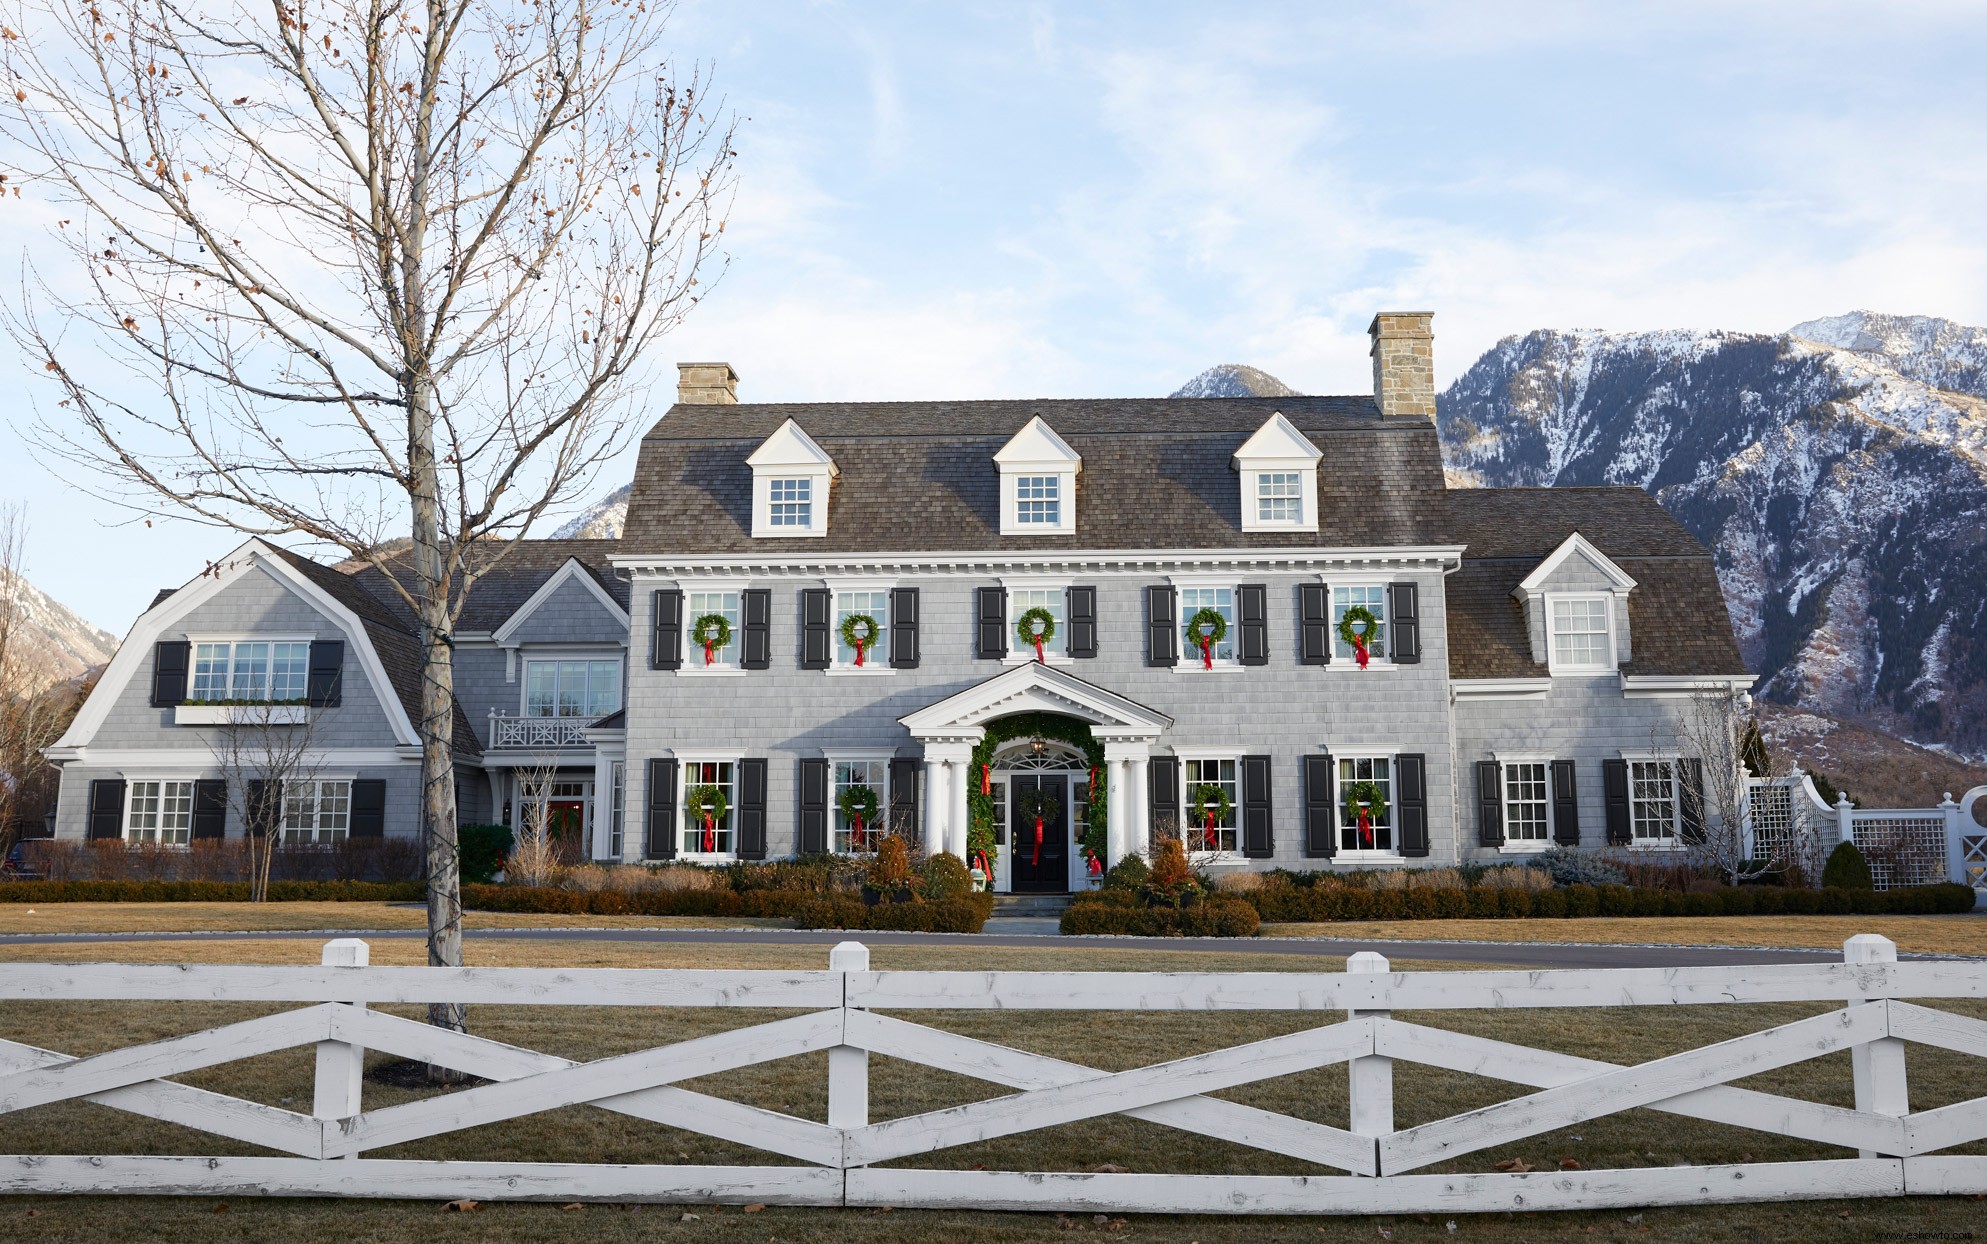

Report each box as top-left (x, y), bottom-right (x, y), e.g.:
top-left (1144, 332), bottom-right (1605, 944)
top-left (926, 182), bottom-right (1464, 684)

top-left (8, 0), bottom-right (1987, 630)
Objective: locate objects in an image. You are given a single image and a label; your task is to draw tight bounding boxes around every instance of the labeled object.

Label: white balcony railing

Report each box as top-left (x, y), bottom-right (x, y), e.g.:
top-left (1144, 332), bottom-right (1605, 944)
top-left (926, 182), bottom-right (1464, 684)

top-left (487, 713), bottom-right (593, 750)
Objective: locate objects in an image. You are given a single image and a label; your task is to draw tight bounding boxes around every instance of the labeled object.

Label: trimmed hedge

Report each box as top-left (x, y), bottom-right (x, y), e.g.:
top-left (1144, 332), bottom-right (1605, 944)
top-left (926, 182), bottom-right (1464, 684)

top-left (790, 893), bottom-right (996, 933)
top-left (1061, 892), bottom-right (1262, 938)
top-left (0, 880), bottom-right (425, 904)
top-left (1247, 882), bottom-right (1976, 923)
top-left (461, 883), bottom-right (814, 919)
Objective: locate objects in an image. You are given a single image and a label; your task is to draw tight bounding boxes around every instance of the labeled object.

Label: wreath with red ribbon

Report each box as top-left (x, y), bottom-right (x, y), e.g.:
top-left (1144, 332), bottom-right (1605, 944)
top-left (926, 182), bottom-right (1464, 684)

top-left (684, 783), bottom-right (729, 854)
top-left (1016, 786), bottom-right (1060, 868)
top-left (839, 613), bottom-right (881, 667)
top-left (1185, 607), bottom-right (1228, 670)
top-left (837, 783), bottom-right (880, 852)
top-left (1341, 780), bottom-right (1388, 848)
top-left (690, 613), bottom-right (732, 666)
top-left (1188, 782), bottom-right (1233, 852)
top-left (1337, 605), bottom-right (1381, 670)
top-left (1015, 607), bottom-right (1057, 664)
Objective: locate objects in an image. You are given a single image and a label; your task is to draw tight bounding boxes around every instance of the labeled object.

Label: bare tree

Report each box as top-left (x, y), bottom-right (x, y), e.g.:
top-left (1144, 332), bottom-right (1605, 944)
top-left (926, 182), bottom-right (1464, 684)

top-left (209, 701), bottom-right (322, 901)
top-left (1664, 687), bottom-right (1815, 886)
top-left (506, 748), bottom-right (564, 887)
top-left (2, 1), bottom-right (734, 1025)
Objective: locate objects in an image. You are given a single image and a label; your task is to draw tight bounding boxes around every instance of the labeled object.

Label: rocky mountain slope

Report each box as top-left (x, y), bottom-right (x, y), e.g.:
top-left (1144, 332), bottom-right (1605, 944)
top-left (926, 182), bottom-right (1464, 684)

top-left (1170, 364), bottom-right (1298, 399)
top-left (2, 570), bottom-right (117, 691)
top-left (552, 483), bottom-right (630, 541)
top-left (1438, 311), bottom-right (1987, 759)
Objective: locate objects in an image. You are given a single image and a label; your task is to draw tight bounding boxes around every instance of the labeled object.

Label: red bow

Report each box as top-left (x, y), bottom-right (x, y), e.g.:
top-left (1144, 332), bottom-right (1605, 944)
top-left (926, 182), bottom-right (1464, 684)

top-left (702, 815), bottom-right (715, 854)
top-left (1352, 631), bottom-right (1370, 670)
top-left (981, 764), bottom-right (991, 795)
top-left (971, 850), bottom-right (991, 879)
top-left (853, 638), bottom-right (867, 667)
top-left (1033, 635), bottom-right (1045, 663)
top-left (1202, 809), bottom-right (1219, 852)
top-left (852, 815), bottom-right (865, 851)
top-left (1357, 807), bottom-right (1374, 847)
top-left (703, 639), bottom-right (715, 666)
top-left (1087, 853), bottom-right (1103, 876)
top-left (1199, 635), bottom-right (1214, 670)
top-left (1032, 816), bottom-right (1044, 866)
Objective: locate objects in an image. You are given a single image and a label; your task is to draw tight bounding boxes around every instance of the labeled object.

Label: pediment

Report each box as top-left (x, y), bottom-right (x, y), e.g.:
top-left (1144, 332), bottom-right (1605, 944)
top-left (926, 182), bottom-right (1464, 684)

top-left (1233, 411), bottom-right (1323, 465)
top-left (1514, 532), bottom-right (1638, 598)
top-left (900, 661), bottom-right (1169, 736)
top-left (492, 557), bottom-right (630, 645)
top-left (745, 418), bottom-right (838, 474)
top-left (992, 416), bottom-right (1081, 468)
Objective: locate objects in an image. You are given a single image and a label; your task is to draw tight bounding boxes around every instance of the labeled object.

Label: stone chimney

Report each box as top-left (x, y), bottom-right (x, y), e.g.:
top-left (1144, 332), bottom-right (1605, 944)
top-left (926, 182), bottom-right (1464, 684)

top-left (676, 362), bottom-right (739, 405)
top-left (1367, 312), bottom-right (1435, 419)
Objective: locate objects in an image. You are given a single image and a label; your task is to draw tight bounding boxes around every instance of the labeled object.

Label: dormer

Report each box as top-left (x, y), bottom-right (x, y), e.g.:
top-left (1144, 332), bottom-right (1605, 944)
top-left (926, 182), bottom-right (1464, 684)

top-left (746, 419), bottom-right (838, 538)
top-left (1512, 532), bottom-right (1638, 674)
top-left (1233, 412), bottom-right (1323, 532)
top-left (994, 416), bottom-right (1081, 537)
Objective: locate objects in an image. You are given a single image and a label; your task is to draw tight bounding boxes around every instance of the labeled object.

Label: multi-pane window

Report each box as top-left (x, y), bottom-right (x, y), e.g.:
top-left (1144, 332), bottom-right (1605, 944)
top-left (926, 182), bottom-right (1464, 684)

top-left (1630, 760), bottom-right (1680, 843)
top-left (524, 660), bottom-right (621, 717)
top-left (1256, 472), bottom-right (1304, 524)
top-left (834, 590), bottom-right (890, 667)
top-left (1181, 758), bottom-right (1238, 854)
top-left (1014, 475), bottom-right (1061, 526)
top-left (1337, 756), bottom-right (1395, 853)
top-left (189, 641), bottom-right (310, 702)
top-left (679, 760), bottom-right (736, 856)
top-left (687, 590), bottom-right (741, 666)
top-left (126, 779), bottom-right (194, 845)
top-left (832, 759), bottom-right (889, 853)
top-left (768, 478), bottom-right (812, 528)
top-left (609, 761), bottom-right (626, 859)
top-left (283, 779), bottom-right (352, 845)
top-left (1332, 586), bottom-right (1388, 662)
top-left (1503, 762), bottom-right (1550, 844)
top-left (1179, 586), bottom-right (1237, 663)
top-left (1010, 588), bottom-right (1066, 656)
top-left (1552, 598), bottom-right (1613, 669)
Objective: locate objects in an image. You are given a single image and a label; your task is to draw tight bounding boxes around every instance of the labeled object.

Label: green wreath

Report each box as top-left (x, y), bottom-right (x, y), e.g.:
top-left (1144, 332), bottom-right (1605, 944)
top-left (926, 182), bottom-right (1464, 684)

top-left (1337, 605), bottom-right (1382, 654)
top-left (1016, 785), bottom-right (1060, 825)
top-left (1184, 607), bottom-right (1228, 649)
top-left (1015, 606), bottom-right (1057, 657)
top-left (837, 783), bottom-right (880, 828)
top-left (1188, 782), bottom-right (1233, 851)
top-left (838, 612), bottom-right (881, 664)
top-left (690, 612), bottom-right (732, 663)
top-left (1341, 780), bottom-right (1388, 827)
top-left (684, 783), bottom-right (729, 853)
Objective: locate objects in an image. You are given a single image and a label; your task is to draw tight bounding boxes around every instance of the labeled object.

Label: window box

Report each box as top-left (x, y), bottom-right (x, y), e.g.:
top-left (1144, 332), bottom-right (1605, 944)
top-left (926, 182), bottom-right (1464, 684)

top-left (174, 703), bottom-right (312, 726)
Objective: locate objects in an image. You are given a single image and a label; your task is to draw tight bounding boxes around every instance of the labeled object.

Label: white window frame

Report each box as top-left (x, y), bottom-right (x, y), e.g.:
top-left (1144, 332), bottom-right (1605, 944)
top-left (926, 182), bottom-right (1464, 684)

top-left (1171, 578), bottom-right (1242, 674)
top-left (1244, 468), bottom-right (1317, 531)
top-left (282, 776), bottom-right (355, 845)
top-left (123, 776), bottom-right (197, 846)
top-left (1176, 752), bottom-right (1244, 861)
top-left (746, 419), bottom-right (837, 538)
top-left (994, 418), bottom-right (1081, 537)
top-left (1496, 755), bottom-right (1553, 852)
top-left (609, 760), bottom-right (626, 860)
top-left (827, 752), bottom-right (893, 855)
top-left (521, 655), bottom-right (623, 717)
top-left (1334, 753), bottom-right (1400, 862)
top-left (676, 755), bottom-right (741, 862)
top-left (184, 633), bottom-right (317, 704)
top-left (1623, 753), bottom-right (1684, 849)
top-left (1000, 578), bottom-right (1074, 666)
top-left (1329, 583), bottom-right (1393, 668)
top-left (1546, 592), bottom-right (1618, 675)
top-left (679, 580), bottom-right (749, 676)
top-left (825, 579), bottom-right (897, 676)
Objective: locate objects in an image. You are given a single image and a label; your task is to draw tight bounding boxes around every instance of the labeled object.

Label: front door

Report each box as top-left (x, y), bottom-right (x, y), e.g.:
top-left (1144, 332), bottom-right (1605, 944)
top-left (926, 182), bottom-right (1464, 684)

top-left (1008, 774), bottom-right (1068, 893)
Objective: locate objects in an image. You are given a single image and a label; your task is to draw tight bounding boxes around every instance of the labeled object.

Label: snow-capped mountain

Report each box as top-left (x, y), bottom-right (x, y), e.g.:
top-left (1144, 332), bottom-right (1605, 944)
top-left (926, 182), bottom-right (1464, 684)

top-left (1439, 311), bottom-right (1987, 758)
top-left (552, 483), bottom-right (630, 540)
top-left (2, 569), bottom-right (117, 691)
top-left (1170, 364), bottom-right (1298, 399)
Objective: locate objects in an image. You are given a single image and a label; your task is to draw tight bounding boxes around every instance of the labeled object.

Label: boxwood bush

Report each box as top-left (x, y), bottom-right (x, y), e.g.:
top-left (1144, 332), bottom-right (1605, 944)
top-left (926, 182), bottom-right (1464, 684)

top-left (1238, 881), bottom-right (1973, 923)
top-left (1060, 892), bottom-right (1261, 937)
top-left (0, 880), bottom-right (425, 904)
top-left (789, 892), bottom-right (995, 933)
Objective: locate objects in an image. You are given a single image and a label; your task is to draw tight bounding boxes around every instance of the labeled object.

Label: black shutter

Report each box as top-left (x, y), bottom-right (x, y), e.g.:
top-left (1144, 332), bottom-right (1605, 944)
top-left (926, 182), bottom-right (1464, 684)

top-left (1303, 754), bottom-right (1336, 857)
top-left (1603, 758), bottom-right (1631, 845)
top-left (975, 587), bottom-right (1007, 659)
top-left (1551, 760), bottom-right (1581, 846)
top-left (741, 589), bottom-right (772, 670)
top-left (245, 779), bottom-right (276, 838)
top-left (1237, 584), bottom-right (1269, 666)
top-left (645, 758), bottom-right (679, 859)
top-left (1148, 756), bottom-right (1180, 842)
top-left (191, 779), bottom-right (227, 840)
top-left (650, 589), bottom-right (683, 671)
top-left (800, 588), bottom-right (833, 669)
top-left (1476, 760), bottom-right (1504, 847)
top-left (798, 758), bottom-right (829, 854)
top-left (1067, 586), bottom-right (1098, 659)
top-left (1299, 584), bottom-right (1333, 665)
top-left (349, 779), bottom-right (387, 839)
top-left (1389, 582), bottom-right (1421, 665)
top-left (889, 757), bottom-right (919, 846)
top-left (305, 640), bottom-right (344, 707)
top-left (151, 640), bottom-right (190, 706)
top-left (1397, 754), bottom-right (1429, 857)
top-left (87, 779), bottom-right (126, 839)
top-left (890, 587), bottom-right (921, 669)
top-left (1680, 758), bottom-right (1707, 844)
top-left (1145, 585), bottom-right (1178, 667)
top-left (1240, 755), bottom-right (1274, 858)
top-left (736, 758), bottom-right (768, 860)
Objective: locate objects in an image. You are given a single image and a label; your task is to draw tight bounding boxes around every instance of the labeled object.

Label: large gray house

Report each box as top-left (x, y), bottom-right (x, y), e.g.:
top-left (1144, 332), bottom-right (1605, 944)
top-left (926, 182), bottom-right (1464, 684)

top-left (46, 313), bottom-right (1753, 891)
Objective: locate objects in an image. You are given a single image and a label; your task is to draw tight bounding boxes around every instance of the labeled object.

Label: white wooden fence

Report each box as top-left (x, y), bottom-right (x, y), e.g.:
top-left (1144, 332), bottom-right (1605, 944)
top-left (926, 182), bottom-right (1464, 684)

top-left (2, 936), bottom-right (1986, 1214)
top-left (1747, 775), bottom-right (1987, 898)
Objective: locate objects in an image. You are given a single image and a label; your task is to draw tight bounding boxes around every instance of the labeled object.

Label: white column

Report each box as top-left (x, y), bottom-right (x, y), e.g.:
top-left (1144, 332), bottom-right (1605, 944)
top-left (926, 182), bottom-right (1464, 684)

top-left (1105, 755), bottom-right (1127, 866)
top-left (590, 749), bottom-right (617, 861)
top-left (1128, 752), bottom-right (1151, 859)
top-left (925, 757), bottom-right (950, 858)
top-left (950, 759), bottom-right (971, 860)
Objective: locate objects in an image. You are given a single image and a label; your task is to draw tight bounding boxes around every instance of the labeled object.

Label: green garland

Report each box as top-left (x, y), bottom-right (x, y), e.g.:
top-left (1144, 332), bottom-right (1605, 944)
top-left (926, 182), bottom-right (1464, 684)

top-left (690, 612), bottom-right (732, 663)
top-left (1337, 604), bottom-right (1381, 654)
top-left (965, 711), bottom-right (1108, 873)
top-left (684, 783), bottom-right (729, 852)
top-left (1187, 782), bottom-right (1233, 851)
top-left (1014, 606), bottom-right (1057, 658)
top-left (837, 783), bottom-right (880, 848)
top-left (838, 613), bottom-right (881, 664)
top-left (1341, 779), bottom-right (1388, 828)
top-left (1184, 606), bottom-right (1228, 648)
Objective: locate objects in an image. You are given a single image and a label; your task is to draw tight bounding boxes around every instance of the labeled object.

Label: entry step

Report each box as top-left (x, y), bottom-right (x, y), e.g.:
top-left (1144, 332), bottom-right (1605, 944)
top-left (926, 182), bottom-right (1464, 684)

top-left (991, 893), bottom-right (1076, 919)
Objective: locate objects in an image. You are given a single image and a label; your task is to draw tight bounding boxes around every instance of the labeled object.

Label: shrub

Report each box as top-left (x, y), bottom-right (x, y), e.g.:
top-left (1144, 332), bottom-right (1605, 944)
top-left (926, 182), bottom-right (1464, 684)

top-left (1213, 870), bottom-right (1264, 894)
top-left (1476, 865), bottom-right (1554, 893)
top-left (1147, 838), bottom-right (1194, 895)
top-left (1101, 854), bottom-right (1150, 892)
top-left (0, 879), bottom-right (423, 904)
top-left (1524, 847), bottom-right (1627, 888)
top-left (458, 824), bottom-right (512, 885)
top-left (920, 852), bottom-right (975, 901)
top-left (1822, 842), bottom-right (1875, 891)
top-left (1059, 894), bottom-right (1258, 937)
top-left (867, 835), bottom-right (916, 893)
top-left (724, 855), bottom-right (865, 894)
top-left (790, 893), bottom-right (993, 933)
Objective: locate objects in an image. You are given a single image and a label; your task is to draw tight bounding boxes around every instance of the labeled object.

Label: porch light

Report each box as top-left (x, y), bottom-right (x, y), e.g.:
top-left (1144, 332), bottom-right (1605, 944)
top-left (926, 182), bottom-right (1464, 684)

top-left (1029, 738), bottom-right (1048, 758)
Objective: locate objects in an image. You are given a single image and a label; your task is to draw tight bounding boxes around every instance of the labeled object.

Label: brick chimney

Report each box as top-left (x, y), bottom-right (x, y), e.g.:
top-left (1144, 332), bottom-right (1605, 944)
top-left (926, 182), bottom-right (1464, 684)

top-left (1367, 312), bottom-right (1435, 419)
top-left (676, 362), bottom-right (739, 405)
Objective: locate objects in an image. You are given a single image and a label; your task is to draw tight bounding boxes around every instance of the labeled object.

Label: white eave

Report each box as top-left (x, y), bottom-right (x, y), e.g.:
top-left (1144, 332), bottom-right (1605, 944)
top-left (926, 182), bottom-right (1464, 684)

top-left (745, 418), bottom-right (840, 475)
top-left (1620, 673), bottom-right (1756, 699)
top-left (900, 660), bottom-right (1171, 738)
top-left (1449, 677), bottom-right (1554, 701)
top-left (1512, 532), bottom-right (1638, 601)
top-left (992, 416), bottom-right (1082, 470)
top-left (609, 545), bottom-right (1469, 575)
top-left (1232, 411), bottom-right (1323, 467)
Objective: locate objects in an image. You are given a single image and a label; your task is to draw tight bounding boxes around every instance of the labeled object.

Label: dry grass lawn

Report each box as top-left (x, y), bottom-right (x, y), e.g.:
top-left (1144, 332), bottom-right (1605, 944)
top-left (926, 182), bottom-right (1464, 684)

top-left (1, 938), bottom-right (1982, 1242)
top-left (0, 901), bottom-right (791, 935)
top-left (1264, 914), bottom-right (1987, 957)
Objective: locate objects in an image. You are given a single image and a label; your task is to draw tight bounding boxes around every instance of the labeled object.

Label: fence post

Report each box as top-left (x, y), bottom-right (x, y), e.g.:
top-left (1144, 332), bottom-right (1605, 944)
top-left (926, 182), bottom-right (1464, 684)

top-left (1345, 951), bottom-right (1392, 1173)
top-left (1844, 934), bottom-right (1906, 1160)
top-left (1941, 793), bottom-right (1963, 887)
top-left (1836, 793), bottom-right (1856, 856)
top-left (314, 938), bottom-right (369, 1159)
top-left (829, 941), bottom-right (870, 1139)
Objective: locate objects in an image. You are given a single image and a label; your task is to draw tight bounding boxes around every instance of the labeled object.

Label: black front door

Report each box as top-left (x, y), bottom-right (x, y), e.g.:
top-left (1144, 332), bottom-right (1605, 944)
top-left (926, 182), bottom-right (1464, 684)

top-left (1008, 774), bottom-right (1068, 893)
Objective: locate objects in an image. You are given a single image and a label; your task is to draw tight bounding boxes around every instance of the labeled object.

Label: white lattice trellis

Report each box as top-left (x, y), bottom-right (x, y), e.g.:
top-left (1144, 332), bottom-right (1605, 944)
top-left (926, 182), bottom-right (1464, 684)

top-left (1852, 815), bottom-right (1950, 891)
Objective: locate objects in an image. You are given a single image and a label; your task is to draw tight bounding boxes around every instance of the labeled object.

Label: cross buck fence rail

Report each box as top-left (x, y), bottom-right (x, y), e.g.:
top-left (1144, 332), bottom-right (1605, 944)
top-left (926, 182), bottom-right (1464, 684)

top-left (2, 937), bottom-right (1985, 1215)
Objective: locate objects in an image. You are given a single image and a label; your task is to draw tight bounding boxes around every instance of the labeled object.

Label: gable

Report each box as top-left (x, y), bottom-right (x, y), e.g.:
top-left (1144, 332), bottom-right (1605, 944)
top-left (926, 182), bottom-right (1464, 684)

top-left (495, 562), bottom-right (630, 646)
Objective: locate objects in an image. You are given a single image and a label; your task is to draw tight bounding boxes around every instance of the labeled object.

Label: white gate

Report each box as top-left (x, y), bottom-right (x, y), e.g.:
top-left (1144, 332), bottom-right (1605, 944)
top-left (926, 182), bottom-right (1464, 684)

top-left (2, 937), bottom-right (1986, 1214)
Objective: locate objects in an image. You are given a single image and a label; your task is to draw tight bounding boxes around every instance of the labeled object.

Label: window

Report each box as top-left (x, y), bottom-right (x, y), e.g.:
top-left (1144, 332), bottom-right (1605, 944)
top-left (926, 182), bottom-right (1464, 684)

top-left (834, 590), bottom-right (890, 668)
top-left (686, 590), bottom-right (742, 667)
top-left (1009, 587), bottom-right (1066, 658)
top-left (1338, 756), bottom-right (1394, 853)
top-left (1551, 597), bottom-right (1614, 670)
top-left (1332, 587), bottom-right (1388, 662)
top-left (1503, 762), bottom-right (1550, 845)
top-left (767, 478), bottom-right (812, 528)
top-left (126, 779), bottom-right (194, 845)
top-left (832, 759), bottom-right (889, 853)
top-left (1257, 472), bottom-right (1304, 524)
top-left (189, 640), bottom-right (311, 702)
top-left (1014, 475), bottom-right (1061, 526)
top-left (1179, 586), bottom-right (1237, 664)
top-left (1630, 760), bottom-right (1680, 844)
top-left (609, 761), bottom-right (626, 859)
top-left (1180, 757), bottom-right (1239, 854)
top-left (524, 659), bottom-right (621, 717)
top-left (679, 760), bottom-right (736, 857)
top-left (283, 779), bottom-right (352, 845)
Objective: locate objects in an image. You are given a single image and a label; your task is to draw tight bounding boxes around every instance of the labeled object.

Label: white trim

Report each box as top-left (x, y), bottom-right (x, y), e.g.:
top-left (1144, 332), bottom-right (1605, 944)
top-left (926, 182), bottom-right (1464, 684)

top-left (52, 540), bottom-right (420, 751)
top-left (1621, 674), bottom-right (1756, 699)
top-left (1450, 678), bottom-right (1553, 701)
top-left (747, 421), bottom-right (839, 539)
top-left (1176, 752), bottom-right (1245, 863)
top-left (825, 581), bottom-right (897, 673)
top-left (491, 559), bottom-right (630, 648)
top-left (183, 632), bottom-right (317, 644)
top-left (1623, 754), bottom-right (1684, 848)
top-left (1543, 591), bottom-right (1618, 676)
top-left (173, 704), bottom-right (312, 727)
top-left (679, 581), bottom-right (747, 673)
top-left (610, 545), bottom-right (1469, 575)
top-left (47, 747), bottom-right (420, 768)
top-left (1235, 414), bottom-right (1324, 534)
top-left (900, 662), bottom-right (1171, 737)
top-left (1515, 532), bottom-right (1639, 595)
top-left (517, 655), bottom-right (623, 720)
top-left (674, 754), bottom-right (743, 863)
top-left (1326, 580), bottom-right (1395, 669)
top-left (1493, 756), bottom-right (1554, 852)
top-left (1002, 579), bottom-right (1073, 665)
top-left (999, 468), bottom-right (1077, 537)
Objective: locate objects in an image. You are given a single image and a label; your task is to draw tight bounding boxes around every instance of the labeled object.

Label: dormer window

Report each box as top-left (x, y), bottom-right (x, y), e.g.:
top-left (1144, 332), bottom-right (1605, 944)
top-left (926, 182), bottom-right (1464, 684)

top-left (995, 416), bottom-right (1080, 536)
top-left (1550, 597), bottom-right (1614, 670)
top-left (1512, 532), bottom-right (1638, 675)
top-left (747, 419), bottom-right (837, 538)
top-left (1234, 412), bottom-right (1322, 533)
